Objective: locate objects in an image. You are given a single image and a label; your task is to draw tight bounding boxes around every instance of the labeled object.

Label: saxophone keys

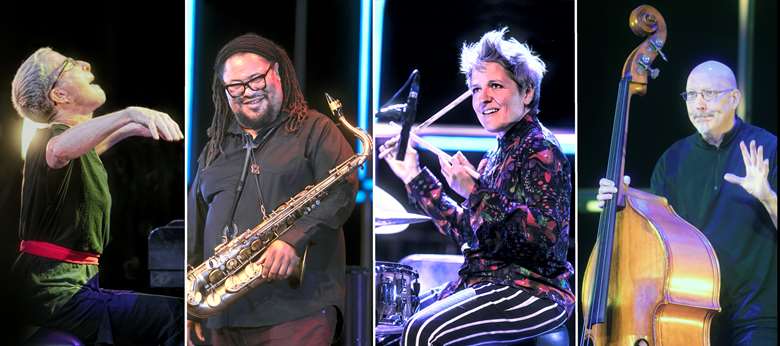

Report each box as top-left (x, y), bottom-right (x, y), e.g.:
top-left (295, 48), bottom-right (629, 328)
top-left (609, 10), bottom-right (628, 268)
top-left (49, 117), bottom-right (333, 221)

top-left (207, 269), bottom-right (226, 284)
top-left (247, 261), bottom-right (263, 277)
top-left (226, 259), bottom-right (239, 271)
top-left (248, 262), bottom-right (265, 282)
top-left (250, 240), bottom-right (263, 251)
top-left (206, 286), bottom-right (226, 307)
top-left (238, 248), bottom-right (253, 261)
top-left (188, 291), bottom-right (203, 305)
top-left (225, 275), bottom-right (243, 292)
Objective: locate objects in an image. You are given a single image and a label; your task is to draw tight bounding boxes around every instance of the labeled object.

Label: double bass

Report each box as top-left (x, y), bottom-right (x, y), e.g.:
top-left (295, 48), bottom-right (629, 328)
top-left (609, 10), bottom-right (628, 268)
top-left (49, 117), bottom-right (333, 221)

top-left (580, 5), bottom-right (721, 346)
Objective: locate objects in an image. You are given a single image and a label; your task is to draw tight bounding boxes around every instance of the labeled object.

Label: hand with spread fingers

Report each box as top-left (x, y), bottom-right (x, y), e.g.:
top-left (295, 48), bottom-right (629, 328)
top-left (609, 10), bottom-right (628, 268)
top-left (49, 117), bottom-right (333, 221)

top-left (724, 140), bottom-right (777, 227)
top-left (257, 240), bottom-right (300, 281)
top-left (439, 151), bottom-right (478, 198)
top-left (724, 140), bottom-right (773, 201)
top-left (379, 135), bottom-right (421, 184)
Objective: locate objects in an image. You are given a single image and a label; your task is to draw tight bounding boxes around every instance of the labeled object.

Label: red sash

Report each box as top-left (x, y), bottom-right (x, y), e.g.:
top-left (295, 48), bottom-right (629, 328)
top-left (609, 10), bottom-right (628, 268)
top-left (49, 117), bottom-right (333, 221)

top-left (19, 240), bottom-right (100, 265)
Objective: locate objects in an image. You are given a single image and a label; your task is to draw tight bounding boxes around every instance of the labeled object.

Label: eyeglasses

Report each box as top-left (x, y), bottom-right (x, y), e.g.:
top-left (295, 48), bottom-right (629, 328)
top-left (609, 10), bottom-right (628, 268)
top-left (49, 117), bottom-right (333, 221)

top-left (224, 62), bottom-right (275, 98)
top-left (50, 57), bottom-right (76, 92)
top-left (680, 89), bottom-right (733, 102)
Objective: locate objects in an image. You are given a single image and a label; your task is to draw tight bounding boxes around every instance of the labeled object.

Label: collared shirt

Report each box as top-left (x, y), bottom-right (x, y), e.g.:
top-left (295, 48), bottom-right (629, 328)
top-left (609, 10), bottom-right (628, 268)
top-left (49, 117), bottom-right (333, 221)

top-left (406, 114), bottom-right (575, 315)
top-left (188, 110), bottom-right (357, 328)
top-left (651, 116), bottom-right (777, 327)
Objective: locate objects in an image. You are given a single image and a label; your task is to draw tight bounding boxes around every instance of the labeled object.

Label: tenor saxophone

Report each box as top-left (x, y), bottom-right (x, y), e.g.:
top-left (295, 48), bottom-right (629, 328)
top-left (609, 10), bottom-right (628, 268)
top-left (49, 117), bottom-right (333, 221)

top-left (187, 93), bottom-right (372, 318)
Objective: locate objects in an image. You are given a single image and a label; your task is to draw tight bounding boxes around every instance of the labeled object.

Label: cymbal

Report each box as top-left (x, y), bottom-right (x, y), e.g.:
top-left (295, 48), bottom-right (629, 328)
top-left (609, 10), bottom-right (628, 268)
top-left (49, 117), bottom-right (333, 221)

top-left (375, 185), bottom-right (406, 213)
top-left (375, 186), bottom-right (430, 234)
top-left (376, 211), bottom-right (430, 227)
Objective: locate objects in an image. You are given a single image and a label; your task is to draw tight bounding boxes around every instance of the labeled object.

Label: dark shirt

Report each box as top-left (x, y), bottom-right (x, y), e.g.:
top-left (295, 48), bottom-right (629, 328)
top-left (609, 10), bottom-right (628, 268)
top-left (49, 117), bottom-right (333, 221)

top-left (188, 110), bottom-right (358, 328)
top-left (651, 116), bottom-right (777, 329)
top-left (14, 123), bottom-right (110, 323)
top-left (406, 114), bottom-right (575, 315)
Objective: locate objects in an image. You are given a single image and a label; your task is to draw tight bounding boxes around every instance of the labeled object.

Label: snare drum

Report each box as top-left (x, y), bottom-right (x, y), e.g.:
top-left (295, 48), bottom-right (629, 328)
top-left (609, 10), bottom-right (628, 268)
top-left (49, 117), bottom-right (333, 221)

top-left (375, 261), bottom-right (420, 326)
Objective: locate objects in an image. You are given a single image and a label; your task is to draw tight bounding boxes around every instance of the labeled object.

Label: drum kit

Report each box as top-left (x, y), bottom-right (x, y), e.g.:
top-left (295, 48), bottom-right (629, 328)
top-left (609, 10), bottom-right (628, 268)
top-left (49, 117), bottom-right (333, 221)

top-left (374, 187), bottom-right (428, 344)
top-left (374, 186), bottom-right (466, 344)
top-left (374, 79), bottom-right (479, 345)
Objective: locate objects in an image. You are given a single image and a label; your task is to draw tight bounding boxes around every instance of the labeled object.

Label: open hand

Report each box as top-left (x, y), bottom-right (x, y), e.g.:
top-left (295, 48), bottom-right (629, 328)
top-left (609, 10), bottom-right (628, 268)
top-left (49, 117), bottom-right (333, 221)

top-left (724, 140), bottom-right (773, 203)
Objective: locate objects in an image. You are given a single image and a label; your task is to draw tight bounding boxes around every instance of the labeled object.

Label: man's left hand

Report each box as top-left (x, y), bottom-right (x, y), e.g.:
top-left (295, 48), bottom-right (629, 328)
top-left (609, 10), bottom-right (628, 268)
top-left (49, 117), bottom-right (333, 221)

top-left (257, 240), bottom-right (300, 281)
top-left (725, 140), bottom-right (774, 203)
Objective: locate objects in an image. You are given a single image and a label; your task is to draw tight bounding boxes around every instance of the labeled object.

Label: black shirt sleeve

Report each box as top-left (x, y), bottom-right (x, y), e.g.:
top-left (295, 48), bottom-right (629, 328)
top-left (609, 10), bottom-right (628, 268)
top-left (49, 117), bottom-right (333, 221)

top-left (277, 115), bottom-right (358, 254)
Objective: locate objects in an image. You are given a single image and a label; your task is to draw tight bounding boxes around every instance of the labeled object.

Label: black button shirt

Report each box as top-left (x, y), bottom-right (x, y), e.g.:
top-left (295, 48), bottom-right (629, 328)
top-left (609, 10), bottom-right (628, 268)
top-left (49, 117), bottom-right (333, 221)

top-left (651, 116), bottom-right (777, 332)
top-left (188, 110), bottom-right (358, 328)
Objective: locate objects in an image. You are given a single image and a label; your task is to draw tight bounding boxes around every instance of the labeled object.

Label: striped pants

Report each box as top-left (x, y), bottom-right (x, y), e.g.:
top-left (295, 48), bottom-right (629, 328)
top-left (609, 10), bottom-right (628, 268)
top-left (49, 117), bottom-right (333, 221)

top-left (402, 283), bottom-right (567, 346)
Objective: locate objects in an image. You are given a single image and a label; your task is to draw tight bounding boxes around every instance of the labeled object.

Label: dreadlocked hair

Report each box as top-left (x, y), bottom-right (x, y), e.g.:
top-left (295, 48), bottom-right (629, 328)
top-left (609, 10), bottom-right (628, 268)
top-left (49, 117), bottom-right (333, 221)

top-left (203, 33), bottom-right (308, 167)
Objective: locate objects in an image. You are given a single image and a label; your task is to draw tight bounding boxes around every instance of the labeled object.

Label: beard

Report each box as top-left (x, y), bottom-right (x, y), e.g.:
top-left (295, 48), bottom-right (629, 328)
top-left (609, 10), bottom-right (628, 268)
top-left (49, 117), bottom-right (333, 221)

top-left (232, 93), bottom-right (280, 130)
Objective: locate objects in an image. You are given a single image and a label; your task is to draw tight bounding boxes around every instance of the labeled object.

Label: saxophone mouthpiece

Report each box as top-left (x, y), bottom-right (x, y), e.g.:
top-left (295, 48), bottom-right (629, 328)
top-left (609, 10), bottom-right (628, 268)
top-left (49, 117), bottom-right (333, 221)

top-left (325, 93), bottom-right (341, 112)
top-left (324, 92), bottom-right (344, 122)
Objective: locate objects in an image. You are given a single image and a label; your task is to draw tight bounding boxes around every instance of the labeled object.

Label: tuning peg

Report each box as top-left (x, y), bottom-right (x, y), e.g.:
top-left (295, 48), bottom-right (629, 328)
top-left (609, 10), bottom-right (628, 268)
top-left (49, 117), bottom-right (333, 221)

top-left (656, 49), bottom-right (668, 62)
top-left (649, 68), bottom-right (660, 79)
top-left (649, 40), bottom-right (668, 62)
top-left (637, 58), bottom-right (660, 79)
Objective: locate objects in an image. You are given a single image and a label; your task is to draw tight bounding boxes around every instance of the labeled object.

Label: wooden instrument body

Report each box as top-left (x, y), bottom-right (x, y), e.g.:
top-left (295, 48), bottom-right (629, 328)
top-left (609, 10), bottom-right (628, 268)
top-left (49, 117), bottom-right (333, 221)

top-left (581, 187), bottom-right (721, 345)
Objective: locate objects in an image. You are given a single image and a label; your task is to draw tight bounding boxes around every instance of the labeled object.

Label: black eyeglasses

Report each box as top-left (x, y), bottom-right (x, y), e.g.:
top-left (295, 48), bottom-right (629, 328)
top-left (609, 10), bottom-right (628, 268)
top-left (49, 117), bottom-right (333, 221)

top-left (680, 89), bottom-right (733, 102)
top-left (50, 57), bottom-right (75, 92)
top-left (224, 62), bottom-right (275, 98)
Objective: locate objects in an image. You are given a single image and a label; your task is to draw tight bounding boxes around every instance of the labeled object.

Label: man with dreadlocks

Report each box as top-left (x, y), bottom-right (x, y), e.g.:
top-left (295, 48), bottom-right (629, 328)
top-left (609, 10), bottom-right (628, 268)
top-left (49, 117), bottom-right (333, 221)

top-left (187, 33), bottom-right (358, 346)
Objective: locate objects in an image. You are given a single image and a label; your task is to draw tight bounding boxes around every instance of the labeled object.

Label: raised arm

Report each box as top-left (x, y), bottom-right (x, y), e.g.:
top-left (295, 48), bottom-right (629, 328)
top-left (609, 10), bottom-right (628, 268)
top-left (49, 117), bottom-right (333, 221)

top-left (47, 106), bottom-right (183, 168)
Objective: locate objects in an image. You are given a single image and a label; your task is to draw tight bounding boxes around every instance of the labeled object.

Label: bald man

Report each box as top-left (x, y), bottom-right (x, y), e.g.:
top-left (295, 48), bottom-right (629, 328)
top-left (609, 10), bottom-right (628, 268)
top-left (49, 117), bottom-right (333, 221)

top-left (597, 60), bottom-right (777, 345)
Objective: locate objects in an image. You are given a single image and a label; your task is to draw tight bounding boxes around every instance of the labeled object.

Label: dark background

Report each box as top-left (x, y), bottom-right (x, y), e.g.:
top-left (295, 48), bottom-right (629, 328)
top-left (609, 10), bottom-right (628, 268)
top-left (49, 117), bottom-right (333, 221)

top-left (375, 0), bottom-right (576, 342)
top-left (577, 0), bottom-right (777, 335)
top-left (0, 2), bottom-right (184, 342)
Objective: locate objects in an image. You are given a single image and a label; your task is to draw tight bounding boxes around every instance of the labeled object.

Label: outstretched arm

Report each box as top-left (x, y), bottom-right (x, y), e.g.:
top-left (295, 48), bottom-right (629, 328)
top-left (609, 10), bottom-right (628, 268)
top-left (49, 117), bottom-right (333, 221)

top-left (47, 106), bottom-right (183, 168)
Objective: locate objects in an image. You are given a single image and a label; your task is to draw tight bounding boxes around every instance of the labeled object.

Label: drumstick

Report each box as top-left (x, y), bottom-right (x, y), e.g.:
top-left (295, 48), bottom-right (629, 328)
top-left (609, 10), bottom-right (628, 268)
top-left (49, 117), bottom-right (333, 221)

top-left (410, 132), bottom-right (481, 179)
top-left (389, 122), bottom-right (480, 179)
top-left (413, 90), bottom-right (471, 133)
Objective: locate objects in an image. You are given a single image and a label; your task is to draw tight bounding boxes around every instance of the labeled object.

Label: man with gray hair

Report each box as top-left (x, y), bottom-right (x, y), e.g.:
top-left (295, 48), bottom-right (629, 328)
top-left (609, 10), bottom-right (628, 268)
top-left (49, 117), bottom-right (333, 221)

top-left (597, 60), bottom-right (776, 346)
top-left (11, 47), bottom-right (184, 345)
top-left (381, 28), bottom-right (573, 345)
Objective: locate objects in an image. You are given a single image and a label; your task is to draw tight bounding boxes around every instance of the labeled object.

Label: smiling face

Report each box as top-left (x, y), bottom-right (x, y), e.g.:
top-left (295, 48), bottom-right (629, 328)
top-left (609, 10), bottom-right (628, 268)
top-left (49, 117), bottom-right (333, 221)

top-left (685, 61), bottom-right (740, 142)
top-left (47, 50), bottom-right (106, 115)
top-left (469, 61), bottom-right (533, 136)
top-left (221, 53), bottom-right (284, 130)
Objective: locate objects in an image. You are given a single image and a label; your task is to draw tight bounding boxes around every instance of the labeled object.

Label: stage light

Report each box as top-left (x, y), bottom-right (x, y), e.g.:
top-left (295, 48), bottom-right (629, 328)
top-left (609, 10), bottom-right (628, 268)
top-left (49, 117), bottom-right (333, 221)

top-left (185, 0), bottom-right (196, 183)
top-left (585, 200), bottom-right (603, 213)
top-left (357, 0), bottom-right (372, 202)
top-left (21, 118), bottom-right (46, 160)
top-left (375, 123), bottom-right (576, 154)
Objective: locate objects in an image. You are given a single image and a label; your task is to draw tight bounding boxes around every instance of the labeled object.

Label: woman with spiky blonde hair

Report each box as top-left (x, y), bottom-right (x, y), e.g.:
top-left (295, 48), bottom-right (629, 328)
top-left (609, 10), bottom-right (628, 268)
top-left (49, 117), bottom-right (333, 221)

top-left (381, 28), bottom-right (573, 345)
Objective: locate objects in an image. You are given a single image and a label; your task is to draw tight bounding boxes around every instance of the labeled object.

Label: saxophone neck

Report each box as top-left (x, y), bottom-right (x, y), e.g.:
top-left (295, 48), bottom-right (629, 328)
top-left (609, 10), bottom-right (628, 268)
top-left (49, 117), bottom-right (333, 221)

top-left (324, 92), bottom-right (374, 158)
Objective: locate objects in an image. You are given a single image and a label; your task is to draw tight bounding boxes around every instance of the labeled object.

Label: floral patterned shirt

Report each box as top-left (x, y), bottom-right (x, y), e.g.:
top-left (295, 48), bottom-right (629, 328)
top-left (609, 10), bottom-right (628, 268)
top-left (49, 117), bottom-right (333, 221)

top-left (406, 114), bottom-right (574, 314)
